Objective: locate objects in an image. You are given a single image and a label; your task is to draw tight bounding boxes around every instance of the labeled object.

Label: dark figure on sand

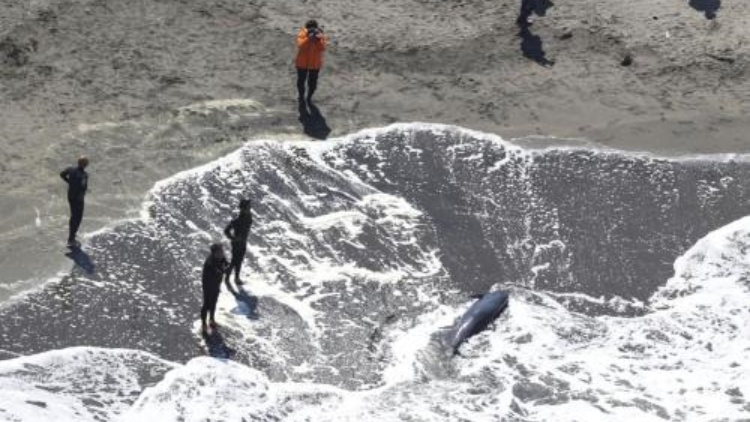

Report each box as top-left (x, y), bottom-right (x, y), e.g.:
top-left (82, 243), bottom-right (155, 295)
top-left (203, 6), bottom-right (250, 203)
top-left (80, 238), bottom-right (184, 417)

top-left (60, 156), bottom-right (89, 247)
top-left (224, 198), bottom-right (253, 288)
top-left (201, 243), bottom-right (229, 336)
top-left (689, 0), bottom-right (721, 20)
top-left (517, 0), bottom-right (553, 27)
top-left (296, 20), bottom-right (327, 105)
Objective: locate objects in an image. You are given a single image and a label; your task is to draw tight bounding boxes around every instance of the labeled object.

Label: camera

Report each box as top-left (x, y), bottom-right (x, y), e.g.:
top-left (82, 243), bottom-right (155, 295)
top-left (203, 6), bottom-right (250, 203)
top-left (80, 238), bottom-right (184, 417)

top-left (307, 27), bottom-right (318, 38)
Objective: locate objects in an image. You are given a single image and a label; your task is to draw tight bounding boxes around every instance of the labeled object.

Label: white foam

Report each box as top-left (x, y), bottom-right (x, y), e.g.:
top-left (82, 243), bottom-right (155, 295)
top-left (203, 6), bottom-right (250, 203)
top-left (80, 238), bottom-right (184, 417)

top-left (6, 124), bottom-right (750, 421)
top-left (300, 210), bottom-right (368, 237)
top-left (176, 98), bottom-right (265, 116)
top-left (122, 357), bottom-right (280, 421)
top-left (446, 217), bottom-right (750, 421)
top-left (0, 347), bottom-right (176, 422)
top-left (4, 216), bottom-right (750, 422)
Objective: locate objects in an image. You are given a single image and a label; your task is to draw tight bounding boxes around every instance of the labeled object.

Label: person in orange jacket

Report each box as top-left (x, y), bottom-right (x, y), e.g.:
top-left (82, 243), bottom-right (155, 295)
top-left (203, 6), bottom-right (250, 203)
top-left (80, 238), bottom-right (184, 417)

top-left (295, 20), bottom-right (327, 104)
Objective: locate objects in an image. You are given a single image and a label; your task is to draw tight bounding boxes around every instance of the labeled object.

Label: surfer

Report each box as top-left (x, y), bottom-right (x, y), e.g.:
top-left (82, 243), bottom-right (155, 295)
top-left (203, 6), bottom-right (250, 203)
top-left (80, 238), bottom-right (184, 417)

top-left (201, 243), bottom-right (229, 336)
top-left (295, 19), bottom-right (327, 105)
top-left (59, 156), bottom-right (89, 247)
top-left (224, 198), bottom-right (253, 288)
top-left (517, 0), bottom-right (547, 27)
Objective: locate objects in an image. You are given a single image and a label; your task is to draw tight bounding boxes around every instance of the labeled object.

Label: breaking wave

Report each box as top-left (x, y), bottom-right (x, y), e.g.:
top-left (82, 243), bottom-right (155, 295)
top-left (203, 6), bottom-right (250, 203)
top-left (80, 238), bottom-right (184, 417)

top-left (1, 124), bottom-right (749, 420)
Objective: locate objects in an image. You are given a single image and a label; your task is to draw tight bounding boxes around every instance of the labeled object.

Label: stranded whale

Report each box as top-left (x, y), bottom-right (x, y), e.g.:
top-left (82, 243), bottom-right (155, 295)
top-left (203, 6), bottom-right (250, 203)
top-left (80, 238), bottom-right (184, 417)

top-left (450, 290), bottom-right (510, 355)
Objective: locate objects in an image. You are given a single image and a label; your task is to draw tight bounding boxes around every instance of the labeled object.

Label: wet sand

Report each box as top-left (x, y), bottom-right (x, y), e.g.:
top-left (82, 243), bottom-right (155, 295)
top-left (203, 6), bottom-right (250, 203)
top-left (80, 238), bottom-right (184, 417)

top-left (0, 0), bottom-right (748, 296)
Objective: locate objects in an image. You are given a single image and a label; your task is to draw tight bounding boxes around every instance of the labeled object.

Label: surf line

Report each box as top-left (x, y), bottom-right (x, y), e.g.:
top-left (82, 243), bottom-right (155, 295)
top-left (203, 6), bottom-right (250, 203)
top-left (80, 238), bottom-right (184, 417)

top-left (0, 348), bottom-right (24, 358)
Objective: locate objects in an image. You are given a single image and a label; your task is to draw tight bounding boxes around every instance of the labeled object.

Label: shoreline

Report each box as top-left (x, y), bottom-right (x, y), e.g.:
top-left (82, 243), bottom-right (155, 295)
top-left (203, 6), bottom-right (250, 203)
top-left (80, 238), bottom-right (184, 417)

top-left (2, 118), bottom-right (749, 303)
top-left (1, 0), bottom-right (749, 298)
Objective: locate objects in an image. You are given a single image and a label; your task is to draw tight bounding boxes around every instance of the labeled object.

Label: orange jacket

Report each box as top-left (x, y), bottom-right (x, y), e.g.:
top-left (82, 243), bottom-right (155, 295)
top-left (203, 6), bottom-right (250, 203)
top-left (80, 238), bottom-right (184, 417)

top-left (295, 27), bottom-right (327, 70)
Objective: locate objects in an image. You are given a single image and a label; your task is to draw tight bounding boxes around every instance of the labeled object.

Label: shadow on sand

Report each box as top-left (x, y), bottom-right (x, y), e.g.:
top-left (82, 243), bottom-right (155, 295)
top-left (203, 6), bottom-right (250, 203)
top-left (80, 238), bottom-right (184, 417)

top-left (519, 26), bottom-right (554, 67)
top-left (226, 282), bottom-right (259, 320)
top-left (689, 0), bottom-right (720, 20)
top-left (64, 246), bottom-right (95, 274)
top-left (298, 100), bottom-right (331, 140)
top-left (202, 329), bottom-right (236, 359)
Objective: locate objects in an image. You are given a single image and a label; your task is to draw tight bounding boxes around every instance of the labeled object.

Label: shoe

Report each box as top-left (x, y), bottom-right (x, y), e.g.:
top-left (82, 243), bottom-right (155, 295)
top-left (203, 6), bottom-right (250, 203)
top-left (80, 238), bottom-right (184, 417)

top-left (516, 17), bottom-right (532, 27)
top-left (209, 320), bottom-right (219, 329)
top-left (201, 324), bottom-right (209, 336)
top-left (235, 278), bottom-right (244, 286)
top-left (66, 240), bottom-right (80, 248)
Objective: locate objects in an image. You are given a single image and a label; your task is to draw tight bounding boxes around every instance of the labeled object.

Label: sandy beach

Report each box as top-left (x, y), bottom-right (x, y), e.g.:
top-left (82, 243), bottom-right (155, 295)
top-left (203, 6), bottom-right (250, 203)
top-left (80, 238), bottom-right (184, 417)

top-left (0, 0), bottom-right (748, 295)
top-left (2, 2), bottom-right (750, 420)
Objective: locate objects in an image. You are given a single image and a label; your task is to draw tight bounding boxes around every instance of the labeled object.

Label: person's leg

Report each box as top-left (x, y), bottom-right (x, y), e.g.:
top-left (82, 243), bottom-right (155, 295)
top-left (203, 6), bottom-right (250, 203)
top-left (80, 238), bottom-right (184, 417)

top-left (224, 262), bottom-right (233, 287)
top-left (225, 242), bottom-right (239, 287)
top-left (209, 291), bottom-right (219, 325)
top-left (306, 70), bottom-right (319, 102)
top-left (67, 200), bottom-right (75, 243)
top-left (200, 305), bottom-right (208, 325)
top-left (68, 199), bottom-right (84, 244)
top-left (200, 290), bottom-right (210, 331)
top-left (209, 304), bottom-right (216, 324)
top-left (296, 68), bottom-right (308, 102)
top-left (225, 253), bottom-right (236, 287)
top-left (232, 242), bottom-right (246, 284)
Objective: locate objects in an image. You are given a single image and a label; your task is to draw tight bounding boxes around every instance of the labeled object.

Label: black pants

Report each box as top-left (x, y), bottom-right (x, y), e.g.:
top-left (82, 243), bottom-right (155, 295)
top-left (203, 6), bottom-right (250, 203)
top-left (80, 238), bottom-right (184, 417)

top-left (227, 241), bottom-right (246, 281)
top-left (68, 198), bottom-right (84, 243)
top-left (201, 288), bottom-right (219, 325)
top-left (297, 68), bottom-right (320, 101)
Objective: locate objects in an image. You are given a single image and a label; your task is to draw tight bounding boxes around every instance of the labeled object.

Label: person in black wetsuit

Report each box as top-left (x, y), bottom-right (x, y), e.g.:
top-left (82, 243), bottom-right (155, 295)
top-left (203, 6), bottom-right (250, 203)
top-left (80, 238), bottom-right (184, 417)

top-left (224, 199), bottom-right (252, 288)
top-left (517, 0), bottom-right (535, 26)
top-left (518, 0), bottom-right (552, 26)
top-left (201, 243), bottom-right (229, 335)
top-left (59, 156), bottom-right (89, 247)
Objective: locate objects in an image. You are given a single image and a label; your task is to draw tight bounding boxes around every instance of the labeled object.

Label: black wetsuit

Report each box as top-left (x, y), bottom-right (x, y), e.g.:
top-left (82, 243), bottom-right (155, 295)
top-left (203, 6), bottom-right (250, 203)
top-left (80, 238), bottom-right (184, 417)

top-left (201, 254), bottom-right (228, 325)
top-left (224, 211), bottom-right (252, 282)
top-left (60, 166), bottom-right (88, 244)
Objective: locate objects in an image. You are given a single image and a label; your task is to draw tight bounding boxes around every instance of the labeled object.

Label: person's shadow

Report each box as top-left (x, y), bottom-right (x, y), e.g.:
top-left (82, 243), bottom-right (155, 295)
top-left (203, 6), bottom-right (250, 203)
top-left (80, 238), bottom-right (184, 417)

top-left (689, 0), bottom-right (720, 20)
top-left (64, 246), bottom-right (95, 274)
top-left (519, 26), bottom-right (554, 67)
top-left (225, 282), bottom-right (259, 320)
top-left (298, 101), bottom-right (331, 140)
top-left (202, 329), bottom-right (236, 359)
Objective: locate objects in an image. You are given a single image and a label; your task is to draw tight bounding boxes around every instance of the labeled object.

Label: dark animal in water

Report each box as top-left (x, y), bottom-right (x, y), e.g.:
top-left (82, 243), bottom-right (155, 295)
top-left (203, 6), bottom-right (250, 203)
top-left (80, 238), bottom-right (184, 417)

top-left (450, 291), bottom-right (509, 355)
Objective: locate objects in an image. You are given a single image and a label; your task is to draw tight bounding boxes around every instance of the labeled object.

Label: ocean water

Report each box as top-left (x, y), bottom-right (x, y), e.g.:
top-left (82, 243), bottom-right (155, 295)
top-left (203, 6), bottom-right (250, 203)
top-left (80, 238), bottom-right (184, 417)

top-left (0, 124), bottom-right (749, 421)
